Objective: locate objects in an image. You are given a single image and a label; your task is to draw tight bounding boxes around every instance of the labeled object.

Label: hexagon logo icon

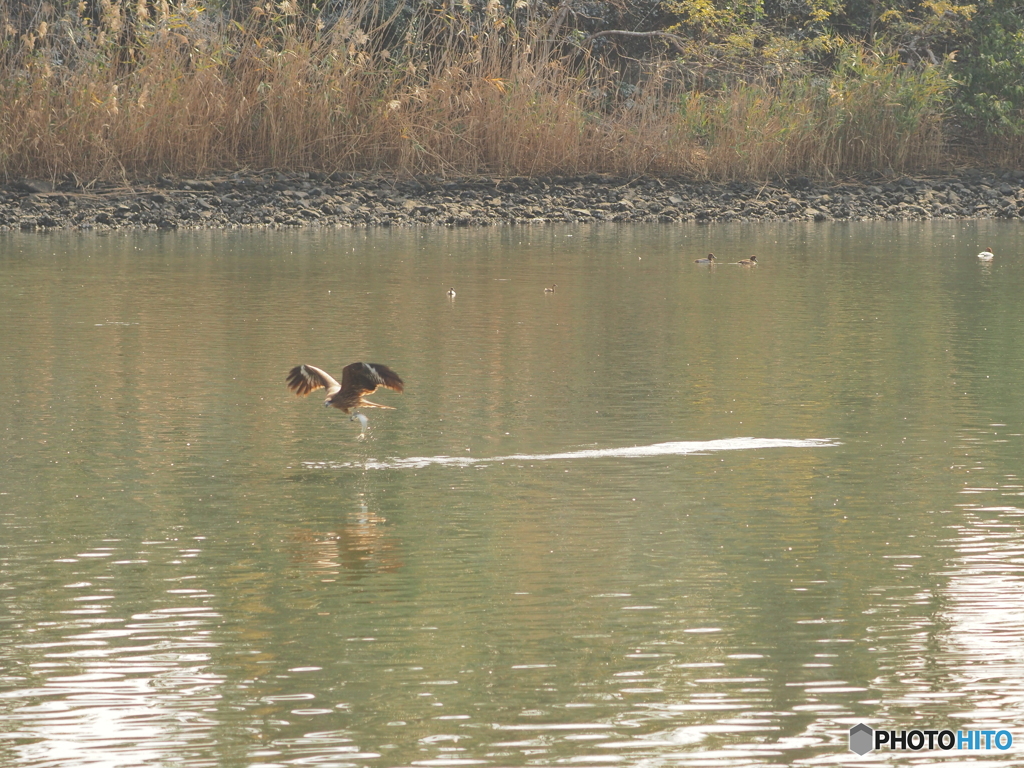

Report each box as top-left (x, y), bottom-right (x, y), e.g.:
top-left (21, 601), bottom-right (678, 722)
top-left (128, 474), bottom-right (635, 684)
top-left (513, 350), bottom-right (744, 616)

top-left (849, 723), bottom-right (874, 755)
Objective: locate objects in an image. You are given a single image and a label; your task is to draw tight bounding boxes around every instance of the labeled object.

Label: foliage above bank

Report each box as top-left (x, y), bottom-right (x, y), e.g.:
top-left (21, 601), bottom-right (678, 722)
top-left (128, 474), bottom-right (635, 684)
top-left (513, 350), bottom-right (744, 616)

top-left (0, 0), bottom-right (1021, 182)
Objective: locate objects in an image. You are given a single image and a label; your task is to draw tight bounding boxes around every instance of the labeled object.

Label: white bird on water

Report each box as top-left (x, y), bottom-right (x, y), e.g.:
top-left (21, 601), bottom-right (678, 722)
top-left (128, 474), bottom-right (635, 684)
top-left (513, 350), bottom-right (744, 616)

top-left (447, 287), bottom-right (456, 298)
top-left (977, 247), bottom-right (994, 261)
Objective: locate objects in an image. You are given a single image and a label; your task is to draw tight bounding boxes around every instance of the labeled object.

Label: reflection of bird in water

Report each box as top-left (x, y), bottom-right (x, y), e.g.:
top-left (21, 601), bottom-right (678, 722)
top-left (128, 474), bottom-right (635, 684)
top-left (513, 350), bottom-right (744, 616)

top-left (447, 287), bottom-right (456, 298)
top-left (287, 362), bottom-right (404, 437)
top-left (737, 255), bottom-right (758, 266)
top-left (694, 253), bottom-right (716, 264)
top-left (287, 505), bottom-right (403, 577)
top-left (977, 247), bottom-right (994, 261)
top-left (544, 284), bottom-right (557, 293)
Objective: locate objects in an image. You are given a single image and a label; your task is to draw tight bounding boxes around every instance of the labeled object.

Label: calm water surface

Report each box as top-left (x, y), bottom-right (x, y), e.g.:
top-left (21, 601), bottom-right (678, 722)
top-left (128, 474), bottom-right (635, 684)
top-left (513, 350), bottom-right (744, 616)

top-left (1, 222), bottom-right (1023, 767)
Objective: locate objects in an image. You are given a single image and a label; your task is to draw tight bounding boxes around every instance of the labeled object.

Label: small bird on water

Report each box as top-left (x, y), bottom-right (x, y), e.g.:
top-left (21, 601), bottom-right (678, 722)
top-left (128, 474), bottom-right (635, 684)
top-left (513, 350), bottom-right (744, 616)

top-left (977, 247), bottom-right (994, 261)
top-left (737, 255), bottom-right (758, 266)
top-left (694, 253), bottom-right (716, 264)
top-left (286, 362), bottom-right (404, 437)
top-left (544, 284), bottom-right (557, 293)
top-left (447, 287), bottom-right (456, 297)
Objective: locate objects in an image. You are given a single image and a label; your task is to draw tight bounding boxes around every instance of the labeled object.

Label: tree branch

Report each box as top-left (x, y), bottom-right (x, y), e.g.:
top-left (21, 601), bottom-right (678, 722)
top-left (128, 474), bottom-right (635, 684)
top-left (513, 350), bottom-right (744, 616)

top-left (582, 30), bottom-right (688, 55)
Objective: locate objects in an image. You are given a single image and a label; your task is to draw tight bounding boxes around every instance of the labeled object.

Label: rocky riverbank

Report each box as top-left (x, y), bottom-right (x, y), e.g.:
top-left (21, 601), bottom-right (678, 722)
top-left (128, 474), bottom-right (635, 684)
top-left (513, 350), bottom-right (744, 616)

top-left (5, 170), bottom-right (1024, 231)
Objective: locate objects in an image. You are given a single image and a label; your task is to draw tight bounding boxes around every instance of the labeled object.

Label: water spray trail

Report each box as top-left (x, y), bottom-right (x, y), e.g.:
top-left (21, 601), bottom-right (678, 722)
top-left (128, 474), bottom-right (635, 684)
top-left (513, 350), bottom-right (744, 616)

top-left (301, 437), bottom-right (839, 470)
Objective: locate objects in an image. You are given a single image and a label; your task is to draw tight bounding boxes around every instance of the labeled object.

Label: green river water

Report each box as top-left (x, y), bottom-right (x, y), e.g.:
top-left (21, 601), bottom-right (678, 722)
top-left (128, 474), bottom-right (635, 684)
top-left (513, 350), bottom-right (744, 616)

top-left (1, 221), bottom-right (1023, 766)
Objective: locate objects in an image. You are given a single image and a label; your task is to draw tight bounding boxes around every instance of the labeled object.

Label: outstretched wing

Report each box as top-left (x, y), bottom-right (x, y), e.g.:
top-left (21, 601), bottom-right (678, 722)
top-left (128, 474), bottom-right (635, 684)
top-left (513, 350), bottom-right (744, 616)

top-left (341, 362), bottom-right (404, 397)
top-left (286, 364), bottom-right (342, 397)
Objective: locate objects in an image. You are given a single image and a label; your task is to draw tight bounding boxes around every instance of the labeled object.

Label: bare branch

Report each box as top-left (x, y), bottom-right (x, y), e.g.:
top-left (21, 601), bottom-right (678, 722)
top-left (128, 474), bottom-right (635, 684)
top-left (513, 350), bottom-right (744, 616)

top-left (583, 30), bottom-right (688, 55)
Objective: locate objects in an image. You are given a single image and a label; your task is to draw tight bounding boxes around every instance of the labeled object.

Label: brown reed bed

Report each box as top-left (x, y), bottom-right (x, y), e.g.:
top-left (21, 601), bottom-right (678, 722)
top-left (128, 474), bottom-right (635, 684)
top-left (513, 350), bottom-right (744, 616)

top-left (0, 1), bottom-right (954, 184)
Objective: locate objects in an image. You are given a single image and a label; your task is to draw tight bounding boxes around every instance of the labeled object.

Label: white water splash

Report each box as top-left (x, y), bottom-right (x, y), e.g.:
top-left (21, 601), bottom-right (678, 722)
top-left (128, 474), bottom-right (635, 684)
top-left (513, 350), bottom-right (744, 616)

top-left (301, 437), bottom-right (839, 471)
top-left (350, 412), bottom-right (370, 440)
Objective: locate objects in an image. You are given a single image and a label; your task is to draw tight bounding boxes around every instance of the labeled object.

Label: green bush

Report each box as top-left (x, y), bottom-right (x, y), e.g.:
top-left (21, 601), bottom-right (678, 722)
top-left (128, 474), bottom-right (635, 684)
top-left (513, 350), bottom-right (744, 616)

top-left (955, 0), bottom-right (1024, 136)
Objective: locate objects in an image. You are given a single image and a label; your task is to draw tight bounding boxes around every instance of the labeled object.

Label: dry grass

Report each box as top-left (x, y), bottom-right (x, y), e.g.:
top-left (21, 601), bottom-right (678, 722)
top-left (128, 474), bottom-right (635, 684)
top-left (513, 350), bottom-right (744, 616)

top-left (0, 1), bottom-right (953, 183)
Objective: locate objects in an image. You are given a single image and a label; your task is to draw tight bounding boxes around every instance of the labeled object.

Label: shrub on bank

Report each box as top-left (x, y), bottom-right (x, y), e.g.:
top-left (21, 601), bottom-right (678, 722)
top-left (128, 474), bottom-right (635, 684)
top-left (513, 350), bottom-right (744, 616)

top-left (0, 0), bottom-right (960, 182)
